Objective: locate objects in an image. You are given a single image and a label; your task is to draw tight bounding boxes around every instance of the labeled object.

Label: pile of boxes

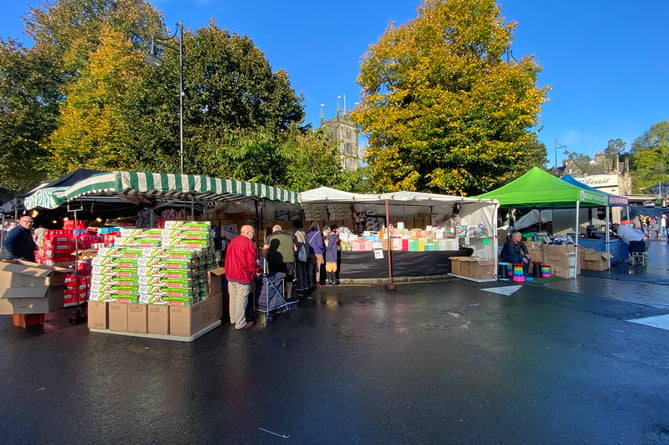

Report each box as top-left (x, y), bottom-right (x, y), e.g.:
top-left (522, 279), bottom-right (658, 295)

top-left (0, 261), bottom-right (68, 324)
top-left (87, 221), bottom-right (224, 339)
top-left (449, 257), bottom-right (495, 280)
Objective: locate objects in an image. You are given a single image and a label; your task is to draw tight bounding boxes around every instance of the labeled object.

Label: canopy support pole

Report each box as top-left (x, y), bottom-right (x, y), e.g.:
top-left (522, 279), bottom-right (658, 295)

top-left (384, 199), bottom-right (395, 291)
top-left (574, 200), bottom-right (580, 279)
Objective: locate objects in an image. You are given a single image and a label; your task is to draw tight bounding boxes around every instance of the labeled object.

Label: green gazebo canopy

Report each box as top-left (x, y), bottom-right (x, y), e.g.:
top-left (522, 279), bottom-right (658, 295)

top-left (475, 167), bottom-right (609, 208)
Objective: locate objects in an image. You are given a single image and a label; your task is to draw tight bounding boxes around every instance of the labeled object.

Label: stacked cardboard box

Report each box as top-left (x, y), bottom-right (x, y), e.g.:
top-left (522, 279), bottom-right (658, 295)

top-left (449, 257), bottom-right (495, 280)
top-left (87, 221), bottom-right (222, 339)
top-left (0, 261), bottom-right (68, 315)
top-left (542, 244), bottom-right (579, 279)
top-left (584, 251), bottom-right (613, 271)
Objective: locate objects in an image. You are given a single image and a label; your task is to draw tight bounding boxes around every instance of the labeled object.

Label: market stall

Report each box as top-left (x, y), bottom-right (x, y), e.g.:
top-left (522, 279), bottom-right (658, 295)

top-left (299, 187), bottom-right (499, 282)
top-left (476, 167), bottom-right (615, 277)
top-left (17, 170), bottom-right (299, 339)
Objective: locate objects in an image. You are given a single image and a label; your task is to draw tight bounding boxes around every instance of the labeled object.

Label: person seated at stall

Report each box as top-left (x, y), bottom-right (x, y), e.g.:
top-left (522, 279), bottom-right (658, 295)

top-left (611, 223), bottom-right (646, 254)
top-left (500, 231), bottom-right (531, 275)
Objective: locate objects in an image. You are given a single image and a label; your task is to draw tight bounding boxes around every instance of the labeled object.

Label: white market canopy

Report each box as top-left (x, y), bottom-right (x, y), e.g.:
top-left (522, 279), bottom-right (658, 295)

top-left (299, 186), bottom-right (498, 207)
top-left (23, 171), bottom-right (299, 210)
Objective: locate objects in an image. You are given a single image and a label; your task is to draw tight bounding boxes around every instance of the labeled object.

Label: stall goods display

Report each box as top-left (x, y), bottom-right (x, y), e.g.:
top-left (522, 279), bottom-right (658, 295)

top-left (89, 221), bottom-right (216, 306)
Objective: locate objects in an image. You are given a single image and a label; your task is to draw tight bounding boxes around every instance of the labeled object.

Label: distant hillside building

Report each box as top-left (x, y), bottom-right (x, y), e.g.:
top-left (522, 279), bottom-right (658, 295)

top-left (319, 99), bottom-right (360, 171)
top-left (560, 152), bottom-right (632, 197)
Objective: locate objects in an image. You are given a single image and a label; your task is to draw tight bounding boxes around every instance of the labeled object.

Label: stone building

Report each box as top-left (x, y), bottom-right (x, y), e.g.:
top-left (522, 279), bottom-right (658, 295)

top-left (319, 99), bottom-right (360, 171)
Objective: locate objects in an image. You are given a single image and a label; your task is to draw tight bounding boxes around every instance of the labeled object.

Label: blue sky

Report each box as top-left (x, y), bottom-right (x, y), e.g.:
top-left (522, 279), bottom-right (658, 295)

top-left (2, 1), bottom-right (668, 166)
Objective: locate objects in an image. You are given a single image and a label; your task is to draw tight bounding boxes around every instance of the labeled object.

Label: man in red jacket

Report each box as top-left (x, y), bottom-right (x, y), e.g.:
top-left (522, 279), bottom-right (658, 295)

top-left (224, 225), bottom-right (260, 330)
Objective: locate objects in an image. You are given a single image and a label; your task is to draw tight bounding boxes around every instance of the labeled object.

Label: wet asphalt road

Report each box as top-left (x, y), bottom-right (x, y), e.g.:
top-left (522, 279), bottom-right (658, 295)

top-left (1, 241), bottom-right (668, 444)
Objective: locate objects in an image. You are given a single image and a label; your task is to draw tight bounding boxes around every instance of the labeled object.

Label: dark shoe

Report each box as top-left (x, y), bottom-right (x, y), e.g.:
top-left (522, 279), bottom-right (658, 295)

top-left (237, 321), bottom-right (254, 330)
top-left (332, 280), bottom-right (340, 285)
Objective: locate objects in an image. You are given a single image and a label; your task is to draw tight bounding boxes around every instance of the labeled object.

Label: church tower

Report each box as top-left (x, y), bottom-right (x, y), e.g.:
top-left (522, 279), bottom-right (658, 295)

top-left (319, 97), bottom-right (360, 171)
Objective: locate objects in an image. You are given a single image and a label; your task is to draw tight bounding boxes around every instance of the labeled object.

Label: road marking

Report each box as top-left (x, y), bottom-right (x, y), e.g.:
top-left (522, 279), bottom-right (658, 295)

top-left (627, 314), bottom-right (669, 331)
top-left (481, 285), bottom-right (522, 296)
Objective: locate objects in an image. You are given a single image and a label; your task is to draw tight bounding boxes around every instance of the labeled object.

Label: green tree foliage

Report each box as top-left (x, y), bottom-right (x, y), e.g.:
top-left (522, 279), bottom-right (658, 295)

top-left (629, 121), bottom-right (669, 192)
top-left (0, 39), bottom-right (61, 193)
top-left (605, 138), bottom-right (626, 156)
top-left (352, 0), bottom-right (548, 196)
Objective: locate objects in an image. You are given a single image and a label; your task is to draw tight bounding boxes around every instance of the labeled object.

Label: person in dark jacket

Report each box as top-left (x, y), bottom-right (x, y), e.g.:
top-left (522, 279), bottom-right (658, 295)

top-left (307, 222), bottom-right (325, 288)
top-left (324, 227), bottom-right (339, 285)
top-left (2, 215), bottom-right (37, 262)
top-left (500, 231), bottom-right (530, 274)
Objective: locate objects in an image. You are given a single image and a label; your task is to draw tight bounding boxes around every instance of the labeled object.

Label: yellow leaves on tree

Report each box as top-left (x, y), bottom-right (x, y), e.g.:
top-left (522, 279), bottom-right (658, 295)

top-left (352, 0), bottom-right (549, 196)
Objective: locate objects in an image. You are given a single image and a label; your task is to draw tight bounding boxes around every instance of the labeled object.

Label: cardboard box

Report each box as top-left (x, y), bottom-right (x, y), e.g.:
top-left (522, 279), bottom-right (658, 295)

top-left (207, 267), bottom-right (225, 297)
top-left (449, 256), bottom-right (464, 275)
top-left (203, 292), bottom-right (223, 324)
top-left (584, 252), bottom-right (613, 271)
top-left (542, 244), bottom-right (577, 256)
top-left (0, 285), bottom-right (65, 314)
top-left (127, 303), bottom-right (148, 333)
top-left (87, 301), bottom-right (108, 329)
top-left (147, 304), bottom-right (169, 335)
top-left (0, 260), bottom-right (68, 288)
top-left (108, 302), bottom-right (128, 332)
top-left (169, 301), bottom-right (206, 337)
top-left (526, 246), bottom-right (544, 264)
top-left (469, 258), bottom-right (495, 279)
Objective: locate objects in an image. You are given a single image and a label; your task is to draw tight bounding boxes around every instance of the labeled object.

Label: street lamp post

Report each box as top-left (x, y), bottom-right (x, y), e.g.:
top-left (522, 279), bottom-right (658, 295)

top-left (554, 138), bottom-right (568, 173)
top-left (145, 20), bottom-right (184, 175)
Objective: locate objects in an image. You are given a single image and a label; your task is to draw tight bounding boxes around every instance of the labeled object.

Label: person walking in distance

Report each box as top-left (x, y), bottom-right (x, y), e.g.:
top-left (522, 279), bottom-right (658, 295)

top-left (224, 225), bottom-right (259, 330)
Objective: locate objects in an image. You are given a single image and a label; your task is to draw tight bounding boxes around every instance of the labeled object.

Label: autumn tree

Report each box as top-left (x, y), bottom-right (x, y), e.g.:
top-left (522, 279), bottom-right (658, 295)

top-left (48, 25), bottom-right (144, 174)
top-left (629, 121), bottom-right (669, 192)
top-left (352, 0), bottom-right (548, 196)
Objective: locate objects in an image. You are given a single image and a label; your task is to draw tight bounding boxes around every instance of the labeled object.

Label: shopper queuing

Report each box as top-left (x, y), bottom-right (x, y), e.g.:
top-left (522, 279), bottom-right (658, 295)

top-left (292, 220), bottom-right (309, 295)
top-left (223, 224), bottom-right (259, 330)
top-left (307, 222), bottom-right (325, 288)
top-left (324, 225), bottom-right (340, 285)
top-left (263, 225), bottom-right (297, 301)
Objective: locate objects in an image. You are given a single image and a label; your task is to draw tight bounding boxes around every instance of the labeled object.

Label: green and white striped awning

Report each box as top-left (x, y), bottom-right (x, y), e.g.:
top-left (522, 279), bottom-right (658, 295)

top-left (24, 171), bottom-right (298, 210)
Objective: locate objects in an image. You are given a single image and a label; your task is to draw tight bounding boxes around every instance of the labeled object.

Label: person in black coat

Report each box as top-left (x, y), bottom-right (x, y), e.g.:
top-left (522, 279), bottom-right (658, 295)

top-left (500, 231), bottom-right (530, 274)
top-left (2, 215), bottom-right (37, 262)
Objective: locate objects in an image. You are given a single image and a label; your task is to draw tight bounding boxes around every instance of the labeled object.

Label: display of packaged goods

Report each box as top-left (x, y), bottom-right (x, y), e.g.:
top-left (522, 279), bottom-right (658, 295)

top-left (110, 285), bottom-right (139, 295)
top-left (116, 237), bottom-right (162, 247)
top-left (160, 277), bottom-right (199, 288)
top-left (162, 249), bottom-right (199, 259)
top-left (159, 268), bottom-right (197, 279)
top-left (97, 247), bottom-right (120, 257)
top-left (109, 277), bottom-right (139, 286)
top-left (111, 258), bottom-right (139, 268)
top-left (138, 293), bottom-right (165, 304)
top-left (89, 290), bottom-right (114, 301)
top-left (161, 237), bottom-right (211, 248)
top-left (110, 296), bottom-right (139, 304)
top-left (138, 275), bottom-right (161, 286)
top-left (90, 282), bottom-right (113, 293)
top-left (110, 268), bottom-right (139, 278)
top-left (159, 258), bottom-right (197, 269)
top-left (91, 265), bottom-right (114, 276)
top-left (118, 249), bottom-right (144, 258)
top-left (163, 221), bottom-right (211, 230)
top-left (92, 256), bottom-right (114, 266)
top-left (162, 230), bottom-right (211, 240)
top-left (137, 256), bottom-right (162, 267)
top-left (137, 266), bottom-right (162, 276)
top-left (141, 248), bottom-right (165, 257)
